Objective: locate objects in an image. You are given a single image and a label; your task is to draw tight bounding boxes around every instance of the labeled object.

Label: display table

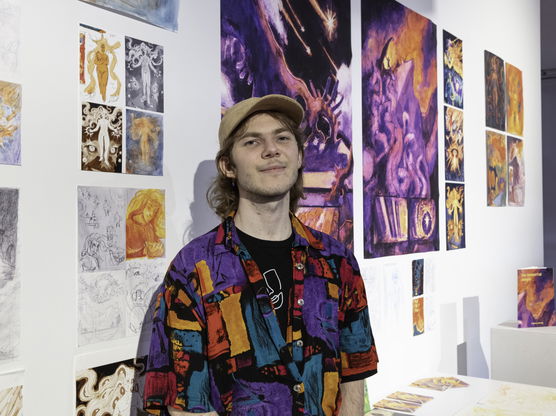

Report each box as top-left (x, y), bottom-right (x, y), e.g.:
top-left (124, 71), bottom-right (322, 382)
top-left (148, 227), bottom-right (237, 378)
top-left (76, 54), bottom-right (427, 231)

top-left (368, 374), bottom-right (556, 415)
top-left (491, 320), bottom-right (556, 388)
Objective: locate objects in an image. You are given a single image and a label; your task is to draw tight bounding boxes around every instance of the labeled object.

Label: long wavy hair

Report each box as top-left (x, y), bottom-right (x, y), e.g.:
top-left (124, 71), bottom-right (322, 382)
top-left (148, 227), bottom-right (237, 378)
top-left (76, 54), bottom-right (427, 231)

top-left (207, 110), bottom-right (305, 219)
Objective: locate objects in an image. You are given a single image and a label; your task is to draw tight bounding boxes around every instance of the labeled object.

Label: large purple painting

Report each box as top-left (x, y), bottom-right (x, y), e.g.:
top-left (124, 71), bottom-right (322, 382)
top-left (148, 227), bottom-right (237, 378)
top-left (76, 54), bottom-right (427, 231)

top-left (361, 0), bottom-right (439, 258)
top-left (221, 0), bottom-right (354, 248)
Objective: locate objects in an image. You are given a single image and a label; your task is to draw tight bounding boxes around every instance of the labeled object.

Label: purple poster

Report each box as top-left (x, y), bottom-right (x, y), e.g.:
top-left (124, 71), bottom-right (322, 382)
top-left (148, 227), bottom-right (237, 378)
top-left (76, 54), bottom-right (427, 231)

top-left (361, 0), bottom-right (439, 258)
top-left (220, 0), bottom-right (354, 248)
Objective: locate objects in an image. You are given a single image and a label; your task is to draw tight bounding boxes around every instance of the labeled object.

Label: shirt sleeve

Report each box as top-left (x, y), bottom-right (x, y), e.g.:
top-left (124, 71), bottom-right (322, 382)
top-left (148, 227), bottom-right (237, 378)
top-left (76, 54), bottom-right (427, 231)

top-left (143, 256), bottom-right (215, 414)
top-left (338, 251), bottom-right (378, 383)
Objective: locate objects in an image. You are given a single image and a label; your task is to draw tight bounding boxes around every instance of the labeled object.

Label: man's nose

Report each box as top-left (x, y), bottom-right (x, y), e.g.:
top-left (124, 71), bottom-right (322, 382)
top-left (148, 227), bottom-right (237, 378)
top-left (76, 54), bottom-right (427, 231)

top-left (262, 138), bottom-right (279, 158)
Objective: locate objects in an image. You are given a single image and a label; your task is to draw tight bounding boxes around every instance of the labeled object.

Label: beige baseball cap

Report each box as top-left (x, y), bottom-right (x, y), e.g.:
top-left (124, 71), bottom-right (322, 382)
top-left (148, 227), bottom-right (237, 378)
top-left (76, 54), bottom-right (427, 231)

top-left (218, 94), bottom-right (304, 147)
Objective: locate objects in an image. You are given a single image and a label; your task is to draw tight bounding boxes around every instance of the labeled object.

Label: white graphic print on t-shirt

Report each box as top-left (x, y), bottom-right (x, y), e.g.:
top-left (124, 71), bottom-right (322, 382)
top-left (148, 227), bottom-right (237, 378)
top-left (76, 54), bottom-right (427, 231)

top-left (263, 269), bottom-right (283, 310)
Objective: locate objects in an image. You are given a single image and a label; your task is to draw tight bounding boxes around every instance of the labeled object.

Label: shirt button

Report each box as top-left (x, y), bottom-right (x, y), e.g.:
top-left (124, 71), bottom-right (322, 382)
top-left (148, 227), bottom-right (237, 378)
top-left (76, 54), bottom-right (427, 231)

top-left (295, 263), bottom-right (304, 270)
top-left (293, 383), bottom-right (304, 393)
top-left (296, 340), bottom-right (303, 347)
top-left (297, 298), bottom-right (304, 306)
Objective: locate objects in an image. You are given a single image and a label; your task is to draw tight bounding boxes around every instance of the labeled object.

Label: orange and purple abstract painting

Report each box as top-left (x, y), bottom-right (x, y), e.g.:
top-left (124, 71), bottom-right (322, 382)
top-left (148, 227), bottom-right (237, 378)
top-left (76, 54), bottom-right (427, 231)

top-left (221, 0), bottom-right (354, 249)
top-left (506, 63), bottom-right (523, 136)
top-left (486, 131), bottom-right (506, 207)
top-left (413, 297), bottom-right (424, 336)
top-left (362, 0), bottom-right (438, 258)
top-left (507, 136), bottom-right (525, 206)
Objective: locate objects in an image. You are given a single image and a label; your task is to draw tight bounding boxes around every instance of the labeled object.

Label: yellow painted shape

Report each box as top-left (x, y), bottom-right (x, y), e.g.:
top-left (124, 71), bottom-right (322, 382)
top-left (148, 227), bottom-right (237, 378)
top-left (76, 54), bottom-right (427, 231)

top-left (220, 293), bottom-right (250, 356)
top-left (196, 260), bottom-right (214, 295)
top-left (168, 310), bottom-right (201, 331)
top-left (293, 330), bottom-right (302, 340)
top-left (322, 371), bottom-right (339, 416)
top-left (327, 282), bottom-right (339, 299)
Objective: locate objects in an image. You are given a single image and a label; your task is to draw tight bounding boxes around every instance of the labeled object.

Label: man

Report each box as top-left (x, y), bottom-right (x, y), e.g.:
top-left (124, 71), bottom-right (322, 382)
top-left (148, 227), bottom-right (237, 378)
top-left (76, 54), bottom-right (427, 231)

top-left (144, 94), bottom-right (378, 416)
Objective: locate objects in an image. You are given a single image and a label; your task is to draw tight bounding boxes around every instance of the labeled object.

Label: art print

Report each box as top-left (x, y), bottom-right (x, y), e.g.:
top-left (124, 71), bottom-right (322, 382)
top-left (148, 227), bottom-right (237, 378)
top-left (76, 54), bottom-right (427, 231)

top-left (125, 109), bottom-right (163, 175)
top-left (0, 188), bottom-right (19, 361)
top-left (78, 186), bottom-right (126, 272)
top-left (125, 37), bottom-right (163, 113)
top-left (507, 136), bottom-right (524, 206)
top-left (76, 357), bottom-right (146, 416)
top-left (78, 270), bottom-right (126, 346)
top-left (443, 31), bottom-right (463, 108)
top-left (486, 131), bottom-right (507, 207)
top-left (412, 259), bottom-right (424, 297)
top-left (221, 0), bottom-right (354, 248)
top-left (125, 259), bottom-right (164, 336)
top-left (81, 102), bottom-right (123, 172)
top-left (506, 63), bottom-right (523, 136)
top-left (444, 106), bottom-right (464, 182)
top-left (79, 24), bottom-right (124, 105)
top-left (386, 391), bottom-right (433, 405)
top-left (80, 0), bottom-right (179, 32)
top-left (446, 183), bottom-right (465, 250)
top-left (484, 51), bottom-right (505, 131)
top-left (362, 0), bottom-right (438, 258)
top-left (413, 297), bottom-right (424, 336)
top-left (0, 385), bottom-right (22, 416)
top-left (374, 398), bottom-right (420, 413)
top-left (0, 81), bottom-right (21, 166)
top-left (126, 189), bottom-right (165, 259)
top-left (0, 0), bottom-right (20, 74)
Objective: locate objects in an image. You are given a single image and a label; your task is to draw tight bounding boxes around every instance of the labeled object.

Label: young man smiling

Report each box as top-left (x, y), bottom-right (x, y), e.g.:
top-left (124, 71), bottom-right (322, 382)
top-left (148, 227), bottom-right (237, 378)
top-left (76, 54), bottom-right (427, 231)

top-left (144, 94), bottom-right (378, 416)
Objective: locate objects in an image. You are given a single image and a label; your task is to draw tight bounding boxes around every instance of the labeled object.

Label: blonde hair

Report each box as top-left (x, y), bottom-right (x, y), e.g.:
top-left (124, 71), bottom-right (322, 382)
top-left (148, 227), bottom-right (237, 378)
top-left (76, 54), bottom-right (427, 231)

top-left (126, 189), bottom-right (165, 238)
top-left (207, 111), bottom-right (305, 219)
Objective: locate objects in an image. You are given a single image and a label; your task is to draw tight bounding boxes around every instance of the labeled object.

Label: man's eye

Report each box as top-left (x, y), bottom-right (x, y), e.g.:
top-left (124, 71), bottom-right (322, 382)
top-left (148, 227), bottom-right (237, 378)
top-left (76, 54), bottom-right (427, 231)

top-left (278, 135), bottom-right (291, 141)
top-left (243, 139), bottom-right (257, 146)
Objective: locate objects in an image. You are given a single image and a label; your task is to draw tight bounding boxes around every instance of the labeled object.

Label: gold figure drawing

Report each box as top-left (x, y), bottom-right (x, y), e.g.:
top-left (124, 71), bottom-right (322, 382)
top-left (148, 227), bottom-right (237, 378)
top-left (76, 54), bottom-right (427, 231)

top-left (81, 26), bottom-right (122, 104)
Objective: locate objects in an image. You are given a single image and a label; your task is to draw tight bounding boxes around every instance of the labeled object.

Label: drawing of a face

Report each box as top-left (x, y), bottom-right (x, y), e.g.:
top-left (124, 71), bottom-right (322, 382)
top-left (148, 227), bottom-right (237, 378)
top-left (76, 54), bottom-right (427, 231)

top-left (142, 199), bottom-right (159, 223)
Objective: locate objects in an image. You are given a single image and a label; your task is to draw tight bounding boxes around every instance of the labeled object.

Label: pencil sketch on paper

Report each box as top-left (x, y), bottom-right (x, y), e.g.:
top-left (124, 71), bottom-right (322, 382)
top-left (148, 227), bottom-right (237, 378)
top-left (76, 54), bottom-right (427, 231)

top-left (125, 36), bottom-right (164, 113)
top-left (0, 81), bottom-right (21, 166)
top-left (78, 186), bottom-right (126, 272)
top-left (76, 357), bottom-right (146, 416)
top-left (0, 0), bottom-right (20, 74)
top-left (0, 385), bottom-right (22, 416)
top-left (78, 271), bottom-right (126, 346)
top-left (79, 24), bottom-right (124, 105)
top-left (0, 188), bottom-right (19, 361)
top-left (125, 259), bottom-right (165, 336)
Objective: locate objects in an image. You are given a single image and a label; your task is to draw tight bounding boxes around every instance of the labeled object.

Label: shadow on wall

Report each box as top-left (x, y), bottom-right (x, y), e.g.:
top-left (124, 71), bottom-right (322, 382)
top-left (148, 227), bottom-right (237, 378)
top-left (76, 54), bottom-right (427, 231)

top-left (183, 159), bottom-right (220, 245)
top-left (458, 296), bottom-right (490, 378)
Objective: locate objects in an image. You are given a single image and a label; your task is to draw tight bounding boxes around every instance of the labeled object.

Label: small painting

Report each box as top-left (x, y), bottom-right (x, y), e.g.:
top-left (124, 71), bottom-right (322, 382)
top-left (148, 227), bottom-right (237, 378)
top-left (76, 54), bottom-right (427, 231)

top-left (412, 259), bottom-right (424, 297)
top-left (446, 183), bottom-right (465, 250)
top-left (484, 51), bottom-right (505, 131)
top-left (486, 131), bottom-right (507, 207)
top-left (80, 0), bottom-right (179, 32)
top-left (125, 37), bottom-right (163, 113)
top-left (126, 189), bottom-right (165, 259)
top-left (125, 109), bottom-right (163, 175)
top-left (507, 136), bottom-right (525, 206)
top-left (76, 357), bottom-right (146, 416)
top-left (506, 63), bottom-right (524, 136)
top-left (0, 81), bottom-right (21, 166)
top-left (79, 24), bottom-right (124, 105)
top-left (444, 106), bottom-right (464, 182)
top-left (81, 102), bottom-right (123, 172)
top-left (443, 31), bottom-right (463, 108)
top-left (413, 297), bottom-right (424, 336)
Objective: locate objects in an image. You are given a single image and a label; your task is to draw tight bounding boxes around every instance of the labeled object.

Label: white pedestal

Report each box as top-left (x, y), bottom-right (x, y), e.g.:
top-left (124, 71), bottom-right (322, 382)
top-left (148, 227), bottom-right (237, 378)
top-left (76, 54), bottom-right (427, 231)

top-left (491, 321), bottom-right (556, 388)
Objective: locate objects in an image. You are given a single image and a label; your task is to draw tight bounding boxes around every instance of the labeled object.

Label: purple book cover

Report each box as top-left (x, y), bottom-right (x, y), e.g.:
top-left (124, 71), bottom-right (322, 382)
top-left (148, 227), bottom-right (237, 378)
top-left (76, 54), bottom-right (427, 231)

top-left (517, 267), bottom-right (556, 328)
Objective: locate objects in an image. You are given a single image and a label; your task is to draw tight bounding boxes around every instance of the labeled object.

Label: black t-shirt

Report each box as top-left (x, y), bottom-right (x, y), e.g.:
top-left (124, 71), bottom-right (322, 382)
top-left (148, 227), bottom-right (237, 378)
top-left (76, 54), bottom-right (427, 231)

top-left (237, 228), bottom-right (293, 339)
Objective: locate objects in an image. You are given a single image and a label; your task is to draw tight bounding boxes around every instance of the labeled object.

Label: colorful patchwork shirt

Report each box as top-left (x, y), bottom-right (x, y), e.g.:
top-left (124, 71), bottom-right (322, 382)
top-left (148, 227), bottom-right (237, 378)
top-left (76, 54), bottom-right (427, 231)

top-left (144, 215), bottom-right (378, 416)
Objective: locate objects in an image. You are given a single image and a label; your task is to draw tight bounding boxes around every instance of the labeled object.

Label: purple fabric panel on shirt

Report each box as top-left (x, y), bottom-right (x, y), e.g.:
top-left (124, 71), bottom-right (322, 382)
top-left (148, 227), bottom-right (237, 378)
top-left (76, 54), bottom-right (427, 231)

top-left (231, 380), bottom-right (293, 414)
top-left (303, 276), bottom-right (339, 351)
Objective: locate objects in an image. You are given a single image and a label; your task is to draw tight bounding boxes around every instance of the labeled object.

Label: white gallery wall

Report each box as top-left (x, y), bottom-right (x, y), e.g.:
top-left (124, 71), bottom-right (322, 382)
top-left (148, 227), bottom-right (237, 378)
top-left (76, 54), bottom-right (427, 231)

top-left (0, 0), bottom-right (542, 413)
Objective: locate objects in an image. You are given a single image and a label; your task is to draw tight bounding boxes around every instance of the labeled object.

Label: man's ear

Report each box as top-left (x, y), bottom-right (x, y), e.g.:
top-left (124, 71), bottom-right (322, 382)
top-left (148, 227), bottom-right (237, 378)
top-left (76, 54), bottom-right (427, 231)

top-left (297, 150), bottom-right (303, 169)
top-left (218, 156), bottom-right (236, 179)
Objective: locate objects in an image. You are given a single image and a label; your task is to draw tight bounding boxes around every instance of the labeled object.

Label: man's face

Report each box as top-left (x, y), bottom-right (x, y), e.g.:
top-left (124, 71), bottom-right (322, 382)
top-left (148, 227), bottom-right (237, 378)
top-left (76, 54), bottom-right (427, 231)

top-left (221, 113), bottom-right (302, 203)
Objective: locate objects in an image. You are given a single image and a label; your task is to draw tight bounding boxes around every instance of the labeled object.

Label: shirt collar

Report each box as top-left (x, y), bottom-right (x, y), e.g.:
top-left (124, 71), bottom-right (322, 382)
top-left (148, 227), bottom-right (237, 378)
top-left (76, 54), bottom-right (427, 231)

top-left (214, 211), bottom-right (324, 254)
